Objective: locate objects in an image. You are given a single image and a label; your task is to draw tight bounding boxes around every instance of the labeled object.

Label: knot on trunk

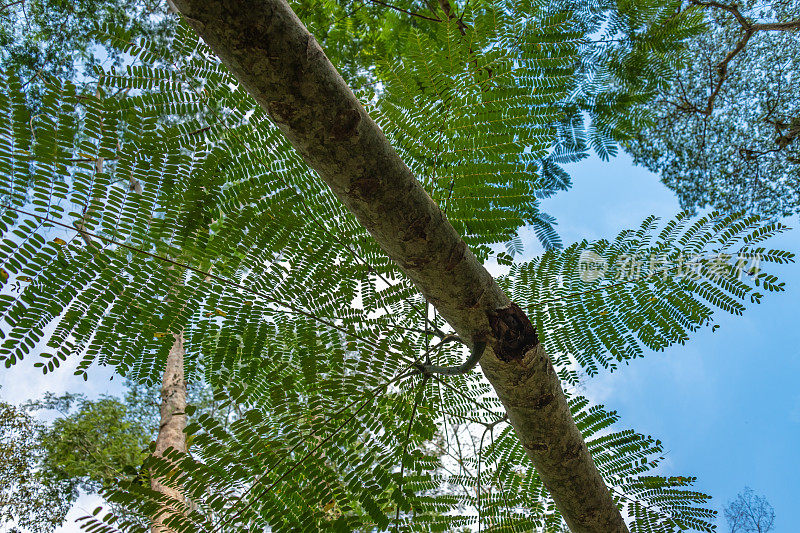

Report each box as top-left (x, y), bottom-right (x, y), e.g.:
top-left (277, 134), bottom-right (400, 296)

top-left (487, 302), bottom-right (538, 362)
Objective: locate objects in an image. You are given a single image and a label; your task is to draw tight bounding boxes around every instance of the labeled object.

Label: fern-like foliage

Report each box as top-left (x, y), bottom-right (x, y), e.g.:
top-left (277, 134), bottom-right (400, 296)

top-left (547, 0), bottom-right (707, 161)
top-left (0, 3), bottom-right (792, 532)
top-left (501, 212), bottom-right (793, 376)
top-left (76, 377), bottom-right (718, 532)
top-left (369, 1), bottom-right (583, 252)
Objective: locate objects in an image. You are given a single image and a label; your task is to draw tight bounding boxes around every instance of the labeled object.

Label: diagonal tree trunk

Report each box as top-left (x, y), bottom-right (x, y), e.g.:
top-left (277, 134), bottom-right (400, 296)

top-left (169, 1), bottom-right (627, 531)
top-left (150, 332), bottom-right (187, 533)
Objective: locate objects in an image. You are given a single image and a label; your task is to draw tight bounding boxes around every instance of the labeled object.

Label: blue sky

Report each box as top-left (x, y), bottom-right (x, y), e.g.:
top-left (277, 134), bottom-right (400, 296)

top-left (2, 151), bottom-right (797, 531)
top-left (535, 152), bottom-right (800, 532)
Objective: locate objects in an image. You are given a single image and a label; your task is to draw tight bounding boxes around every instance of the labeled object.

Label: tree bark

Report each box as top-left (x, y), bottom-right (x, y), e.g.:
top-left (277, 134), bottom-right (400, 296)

top-left (150, 332), bottom-right (187, 533)
top-left (169, 1), bottom-right (627, 531)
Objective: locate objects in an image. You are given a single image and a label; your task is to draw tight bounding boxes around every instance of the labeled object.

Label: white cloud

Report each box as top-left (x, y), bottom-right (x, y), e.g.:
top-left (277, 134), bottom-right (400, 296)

top-left (0, 355), bottom-right (120, 406)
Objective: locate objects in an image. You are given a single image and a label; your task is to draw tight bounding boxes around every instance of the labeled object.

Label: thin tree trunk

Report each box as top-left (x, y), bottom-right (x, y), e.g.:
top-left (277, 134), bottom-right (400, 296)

top-left (75, 102), bottom-right (188, 531)
top-left (169, 1), bottom-right (627, 531)
top-left (150, 332), bottom-right (187, 533)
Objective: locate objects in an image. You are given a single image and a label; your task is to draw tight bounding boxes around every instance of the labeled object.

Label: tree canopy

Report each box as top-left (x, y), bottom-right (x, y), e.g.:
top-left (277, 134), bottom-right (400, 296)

top-left (0, 381), bottom-right (235, 533)
top-left (0, 0), bottom-right (794, 531)
top-left (624, 0), bottom-right (800, 219)
top-left (723, 487), bottom-right (775, 533)
top-left (0, 0), bottom-right (174, 105)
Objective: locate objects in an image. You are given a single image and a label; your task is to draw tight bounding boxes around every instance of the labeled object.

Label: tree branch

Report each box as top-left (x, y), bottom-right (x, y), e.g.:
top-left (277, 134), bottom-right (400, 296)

top-left (415, 340), bottom-right (485, 376)
top-left (367, 0), bottom-right (441, 22)
top-left (169, 1), bottom-right (629, 530)
top-left (0, 0), bottom-right (23, 13)
top-left (689, 0), bottom-right (750, 28)
top-left (700, 27), bottom-right (753, 114)
top-left (684, 0), bottom-right (800, 115)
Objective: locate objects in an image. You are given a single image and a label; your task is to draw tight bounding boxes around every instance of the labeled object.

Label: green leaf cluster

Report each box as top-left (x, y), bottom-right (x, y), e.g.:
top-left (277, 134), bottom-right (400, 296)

top-left (0, 1), bottom-right (793, 531)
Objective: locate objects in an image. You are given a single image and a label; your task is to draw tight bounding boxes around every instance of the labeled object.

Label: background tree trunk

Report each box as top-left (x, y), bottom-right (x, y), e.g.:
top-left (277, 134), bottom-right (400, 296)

top-left (149, 332), bottom-right (187, 533)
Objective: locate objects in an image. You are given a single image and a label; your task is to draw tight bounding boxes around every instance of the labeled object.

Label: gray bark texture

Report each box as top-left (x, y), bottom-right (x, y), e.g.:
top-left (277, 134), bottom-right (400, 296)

top-left (169, 1), bottom-right (627, 530)
top-left (150, 333), bottom-right (187, 533)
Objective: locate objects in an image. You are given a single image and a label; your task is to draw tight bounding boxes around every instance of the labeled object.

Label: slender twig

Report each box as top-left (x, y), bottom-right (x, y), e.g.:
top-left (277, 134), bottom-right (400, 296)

top-left (476, 426), bottom-right (488, 532)
top-left (489, 428), bottom-right (513, 520)
top-left (367, 0), bottom-right (441, 22)
top-left (0, 0), bottom-right (24, 13)
top-left (424, 298), bottom-right (431, 365)
top-left (373, 321), bottom-right (447, 338)
top-left (414, 400), bottom-right (502, 428)
top-left (395, 375), bottom-right (428, 530)
top-left (609, 486), bottom-right (691, 530)
top-left (418, 333), bottom-right (464, 363)
top-left (454, 420), bottom-right (465, 477)
top-left (427, 436), bottom-right (476, 479)
top-left (430, 373), bottom-right (504, 421)
top-left (332, 1), bottom-right (365, 25)
top-left (415, 341), bottom-right (486, 376)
